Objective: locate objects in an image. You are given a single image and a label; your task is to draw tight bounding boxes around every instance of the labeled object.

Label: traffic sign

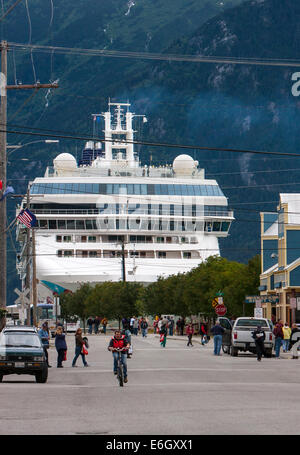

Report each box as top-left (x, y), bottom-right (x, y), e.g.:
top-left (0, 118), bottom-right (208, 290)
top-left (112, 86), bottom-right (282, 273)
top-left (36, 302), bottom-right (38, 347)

top-left (215, 304), bottom-right (227, 316)
top-left (14, 288), bottom-right (30, 306)
top-left (212, 298), bottom-right (218, 308)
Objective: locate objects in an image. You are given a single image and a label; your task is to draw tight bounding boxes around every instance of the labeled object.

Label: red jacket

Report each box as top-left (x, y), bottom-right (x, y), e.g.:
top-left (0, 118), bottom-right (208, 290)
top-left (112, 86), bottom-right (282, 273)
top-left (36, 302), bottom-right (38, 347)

top-left (186, 326), bottom-right (194, 335)
top-left (109, 335), bottom-right (129, 350)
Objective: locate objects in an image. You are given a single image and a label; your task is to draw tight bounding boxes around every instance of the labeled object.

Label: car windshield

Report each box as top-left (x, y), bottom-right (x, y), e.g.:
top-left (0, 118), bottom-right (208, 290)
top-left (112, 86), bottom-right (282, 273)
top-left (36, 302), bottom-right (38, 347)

top-left (0, 333), bottom-right (42, 348)
top-left (235, 319), bottom-right (268, 328)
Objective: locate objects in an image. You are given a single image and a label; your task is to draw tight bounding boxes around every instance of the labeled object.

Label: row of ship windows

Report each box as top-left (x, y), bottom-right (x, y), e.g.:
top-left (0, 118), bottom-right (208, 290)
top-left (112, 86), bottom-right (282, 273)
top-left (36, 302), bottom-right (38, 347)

top-left (35, 219), bottom-right (230, 232)
top-left (30, 182), bottom-right (224, 197)
top-left (57, 250), bottom-right (197, 259)
top-left (57, 235), bottom-right (196, 244)
top-left (32, 204), bottom-right (230, 216)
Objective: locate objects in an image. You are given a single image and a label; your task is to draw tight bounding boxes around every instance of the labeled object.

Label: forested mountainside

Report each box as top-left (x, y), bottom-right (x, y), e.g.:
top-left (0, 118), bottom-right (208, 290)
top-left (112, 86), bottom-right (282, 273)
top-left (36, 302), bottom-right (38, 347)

top-left (4, 0), bottom-right (299, 303)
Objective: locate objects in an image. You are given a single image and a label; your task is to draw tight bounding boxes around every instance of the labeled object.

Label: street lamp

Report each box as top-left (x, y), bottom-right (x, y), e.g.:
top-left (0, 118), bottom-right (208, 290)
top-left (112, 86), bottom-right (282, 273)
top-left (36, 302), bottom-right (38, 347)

top-left (6, 139), bottom-right (59, 159)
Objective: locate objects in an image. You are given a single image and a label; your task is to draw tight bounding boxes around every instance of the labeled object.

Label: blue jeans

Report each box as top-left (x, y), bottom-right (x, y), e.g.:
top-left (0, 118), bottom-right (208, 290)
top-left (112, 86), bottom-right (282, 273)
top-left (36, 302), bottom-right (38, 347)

top-left (169, 327), bottom-right (173, 336)
top-left (282, 339), bottom-right (289, 352)
top-left (142, 328), bottom-right (147, 337)
top-left (88, 325), bottom-right (93, 334)
top-left (72, 345), bottom-right (87, 366)
top-left (213, 335), bottom-right (222, 355)
top-left (275, 337), bottom-right (282, 357)
top-left (113, 352), bottom-right (127, 377)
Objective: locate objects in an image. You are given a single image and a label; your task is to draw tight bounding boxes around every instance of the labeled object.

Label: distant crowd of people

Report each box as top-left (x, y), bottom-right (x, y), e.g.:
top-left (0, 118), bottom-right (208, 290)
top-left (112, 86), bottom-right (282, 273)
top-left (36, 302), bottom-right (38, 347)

top-left (86, 316), bottom-right (108, 334)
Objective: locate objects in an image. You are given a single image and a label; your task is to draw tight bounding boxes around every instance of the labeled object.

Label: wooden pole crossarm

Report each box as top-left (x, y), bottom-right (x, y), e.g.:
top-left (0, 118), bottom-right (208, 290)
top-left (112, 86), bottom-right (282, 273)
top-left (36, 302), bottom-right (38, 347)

top-left (6, 83), bottom-right (59, 90)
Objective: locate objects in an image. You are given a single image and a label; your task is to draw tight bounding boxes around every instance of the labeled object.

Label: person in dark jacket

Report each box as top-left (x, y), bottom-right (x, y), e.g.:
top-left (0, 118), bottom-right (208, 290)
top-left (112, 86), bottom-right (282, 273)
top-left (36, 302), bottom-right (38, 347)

top-left (273, 320), bottom-right (284, 358)
top-left (252, 325), bottom-right (265, 361)
top-left (140, 318), bottom-right (148, 338)
top-left (38, 323), bottom-right (52, 367)
top-left (87, 317), bottom-right (93, 335)
top-left (210, 321), bottom-right (225, 355)
top-left (72, 328), bottom-right (89, 367)
top-left (54, 326), bottom-right (67, 368)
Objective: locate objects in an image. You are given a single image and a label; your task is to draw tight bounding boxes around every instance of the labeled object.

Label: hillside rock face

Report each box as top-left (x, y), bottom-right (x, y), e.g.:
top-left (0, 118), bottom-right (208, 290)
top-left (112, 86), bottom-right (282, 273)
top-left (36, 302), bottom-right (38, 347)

top-left (5, 0), bottom-right (300, 301)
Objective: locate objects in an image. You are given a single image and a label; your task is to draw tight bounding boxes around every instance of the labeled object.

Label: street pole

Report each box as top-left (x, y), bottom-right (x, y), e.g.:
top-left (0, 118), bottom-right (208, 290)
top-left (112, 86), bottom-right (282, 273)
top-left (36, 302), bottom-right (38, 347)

top-left (0, 40), bottom-right (7, 326)
top-left (32, 227), bottom-right (37, 327)
top-left (121, 237), bottom-right (126, 282)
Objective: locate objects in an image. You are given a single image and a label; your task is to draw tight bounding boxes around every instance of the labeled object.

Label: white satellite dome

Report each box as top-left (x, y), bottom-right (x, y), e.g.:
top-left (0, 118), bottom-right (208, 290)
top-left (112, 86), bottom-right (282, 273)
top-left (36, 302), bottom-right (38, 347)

top-left (173, 154), bottom-right (197, 175)
top-left (53, 153), bottom-right (77, 170)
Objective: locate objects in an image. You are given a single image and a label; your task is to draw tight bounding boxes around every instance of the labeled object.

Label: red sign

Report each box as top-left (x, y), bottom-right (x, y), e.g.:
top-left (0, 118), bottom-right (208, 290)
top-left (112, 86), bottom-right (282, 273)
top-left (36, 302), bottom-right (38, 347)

top-left (215, 304), bottom-right (227, 316)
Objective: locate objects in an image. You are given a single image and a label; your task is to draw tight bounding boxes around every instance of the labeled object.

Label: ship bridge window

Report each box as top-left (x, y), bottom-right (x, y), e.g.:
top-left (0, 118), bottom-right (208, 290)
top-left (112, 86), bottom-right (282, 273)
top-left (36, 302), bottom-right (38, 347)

top-left (56, 235), bottom-right (62, 242)
top-left (88, 236), bottom-right (96, 242)
top-left (213, 222), bottom-right (221, 231)
top-left (183, 252), bottom-right (192, 259)
top-left (221, 222), bottom-right (230, 232)
top-left (156, 237), bottom-right (164, 243)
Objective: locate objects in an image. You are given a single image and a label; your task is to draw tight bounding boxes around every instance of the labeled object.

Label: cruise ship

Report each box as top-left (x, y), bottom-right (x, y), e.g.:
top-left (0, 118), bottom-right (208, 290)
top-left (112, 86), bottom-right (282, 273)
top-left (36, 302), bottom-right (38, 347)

top-left (16, 101), bottom-right (234, 300)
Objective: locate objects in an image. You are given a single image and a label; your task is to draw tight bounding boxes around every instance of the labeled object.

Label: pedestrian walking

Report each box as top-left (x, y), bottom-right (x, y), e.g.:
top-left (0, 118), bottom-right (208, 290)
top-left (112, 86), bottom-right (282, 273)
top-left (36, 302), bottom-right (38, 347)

top-left (38, 322), bottom-right (52, 367)
top-left (273, 320), bottom-right (284, 358)
top-left (169, 316), bottom-right (174, 336)
top-left (290, 323), bottom-right (300, 359)
top-left (140, 318), bottom-right (148, 337)
top-left (153, 319), bottom-right (158, 334)
top-left (160, 323), bottom-right (168, 348)
top-left (133, 317), bottom-right (139, 336)
top-left (186, 323), bottom-right (194, 347)
top-left (72, 328), bottom-right (89, 367)
top-left (210, 321), bottom-right (225, 356)
top-left (282, 322), bottom-right (291, 352)
top-left (180, 318), bottom-right (185, 336)
top-left (130, 316), bottom-right (135, 333)
top-left (200, 322), bottom-right (208, 345)
top-left (123, 326), bottom-right (132, 358)
top-left (54, 326), bottom-right (67, 368)
top-left (87, 316), bottom-right (93, 335)
top-left (176, 317), bottom-right (181, 335)
top-left (94, 316), bottom-right (101, 334)
top-left (252, 325), bottom-right (265, 361)
top-left (102, 317), bottom-right (108, 334)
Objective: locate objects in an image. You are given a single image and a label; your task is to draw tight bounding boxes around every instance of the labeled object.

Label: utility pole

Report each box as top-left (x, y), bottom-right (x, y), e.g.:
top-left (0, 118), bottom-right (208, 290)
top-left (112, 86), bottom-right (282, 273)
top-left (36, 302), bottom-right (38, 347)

top-left (25, 186), bottom-right (31, 325)
top-left (0, 40), bottom-right (7, 326)
top-left (0, 40), bottom-right (58, 314)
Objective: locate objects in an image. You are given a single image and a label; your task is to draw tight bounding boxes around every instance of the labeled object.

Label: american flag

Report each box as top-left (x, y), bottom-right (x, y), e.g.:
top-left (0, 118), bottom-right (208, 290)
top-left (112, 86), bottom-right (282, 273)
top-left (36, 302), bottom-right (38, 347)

top-left (17, 208), bottom-right (37, 228)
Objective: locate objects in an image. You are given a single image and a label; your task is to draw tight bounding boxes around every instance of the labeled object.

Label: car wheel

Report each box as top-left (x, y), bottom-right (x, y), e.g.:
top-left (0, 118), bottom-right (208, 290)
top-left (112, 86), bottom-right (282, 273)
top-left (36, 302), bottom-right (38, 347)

top-left (35, 368), bottom-right (48, 383)
top-left (231, 347), bottom-right (238, 357)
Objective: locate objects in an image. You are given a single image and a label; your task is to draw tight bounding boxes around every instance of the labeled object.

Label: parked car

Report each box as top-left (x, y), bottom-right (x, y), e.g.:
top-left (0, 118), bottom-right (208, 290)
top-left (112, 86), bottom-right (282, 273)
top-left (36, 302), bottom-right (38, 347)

top-left (230, 317), bottom-right (274, 357)
top-left (0, 326), bottom-right (48, 383)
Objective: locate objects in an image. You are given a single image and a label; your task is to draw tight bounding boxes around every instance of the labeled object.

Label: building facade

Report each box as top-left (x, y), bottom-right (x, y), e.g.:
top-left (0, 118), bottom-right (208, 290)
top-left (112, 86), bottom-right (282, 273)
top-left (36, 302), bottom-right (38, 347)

top-left (260, 194), bottom-right (300, 324)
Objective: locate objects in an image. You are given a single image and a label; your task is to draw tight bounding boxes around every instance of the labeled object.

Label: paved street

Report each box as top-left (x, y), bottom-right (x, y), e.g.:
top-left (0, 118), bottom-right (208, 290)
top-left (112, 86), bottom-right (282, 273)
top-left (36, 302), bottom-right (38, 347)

top-left (1, 333), bottom-right (300, 435)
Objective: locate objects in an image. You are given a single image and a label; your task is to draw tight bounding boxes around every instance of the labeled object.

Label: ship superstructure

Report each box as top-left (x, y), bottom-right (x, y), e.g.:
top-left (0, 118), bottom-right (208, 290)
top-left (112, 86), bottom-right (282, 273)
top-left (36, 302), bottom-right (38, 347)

top-left (16, 102), bottom-right (234, 299)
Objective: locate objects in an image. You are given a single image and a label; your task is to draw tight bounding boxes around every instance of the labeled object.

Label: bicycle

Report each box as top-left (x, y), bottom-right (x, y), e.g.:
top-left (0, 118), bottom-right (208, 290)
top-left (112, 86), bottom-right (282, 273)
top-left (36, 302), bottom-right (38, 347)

top-left (113, 348), bottom-right (127, 387)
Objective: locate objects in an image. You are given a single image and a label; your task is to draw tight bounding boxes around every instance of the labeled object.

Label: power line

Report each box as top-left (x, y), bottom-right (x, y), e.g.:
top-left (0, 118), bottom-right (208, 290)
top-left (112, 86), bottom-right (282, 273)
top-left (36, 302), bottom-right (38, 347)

top-left (8, 41), bottom-right (300, 68)
top-left (3, 125), bottom-right (300, 157)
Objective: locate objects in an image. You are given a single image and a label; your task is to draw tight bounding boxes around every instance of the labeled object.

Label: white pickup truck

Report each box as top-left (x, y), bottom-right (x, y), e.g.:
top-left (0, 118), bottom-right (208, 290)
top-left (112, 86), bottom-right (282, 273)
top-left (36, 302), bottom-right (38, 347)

top-left (230, 317), bottom-right (274, 357)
